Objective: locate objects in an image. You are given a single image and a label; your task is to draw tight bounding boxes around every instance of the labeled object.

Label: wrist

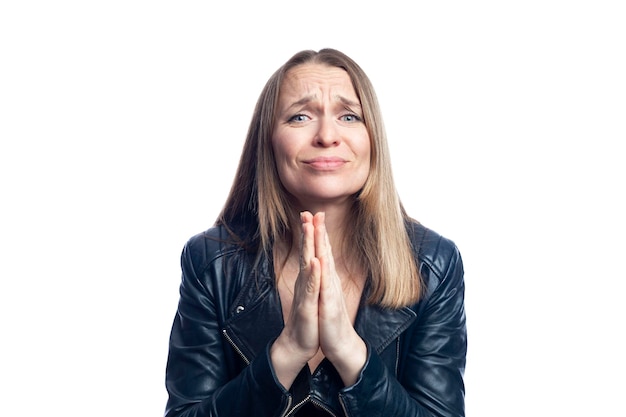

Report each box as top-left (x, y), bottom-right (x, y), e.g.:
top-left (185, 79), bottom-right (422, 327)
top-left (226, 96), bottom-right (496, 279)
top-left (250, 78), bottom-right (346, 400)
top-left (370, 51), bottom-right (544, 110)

top-left (327, 337), bottom-right (367, 387)
top-left (270, 334), bottom-right (311, 389)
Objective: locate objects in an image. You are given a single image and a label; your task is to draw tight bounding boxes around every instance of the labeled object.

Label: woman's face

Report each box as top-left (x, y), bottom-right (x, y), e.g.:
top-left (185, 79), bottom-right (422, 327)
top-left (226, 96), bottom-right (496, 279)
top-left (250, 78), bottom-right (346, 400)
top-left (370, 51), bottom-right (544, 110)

top-left (272, 63), bottom-right (371, 208)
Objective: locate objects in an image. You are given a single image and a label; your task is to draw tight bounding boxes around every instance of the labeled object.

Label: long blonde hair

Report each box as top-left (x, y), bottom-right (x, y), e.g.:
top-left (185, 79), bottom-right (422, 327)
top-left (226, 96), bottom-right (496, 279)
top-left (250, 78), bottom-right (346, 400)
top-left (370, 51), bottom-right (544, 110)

top-left (217, 49), bottom-right (421, 308)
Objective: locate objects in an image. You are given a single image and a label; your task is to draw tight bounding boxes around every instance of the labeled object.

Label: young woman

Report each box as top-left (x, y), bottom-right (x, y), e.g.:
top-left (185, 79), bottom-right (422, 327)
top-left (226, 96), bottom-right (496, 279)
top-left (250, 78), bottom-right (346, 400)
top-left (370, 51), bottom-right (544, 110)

top-left (164, 48), bottom-right (467, 417)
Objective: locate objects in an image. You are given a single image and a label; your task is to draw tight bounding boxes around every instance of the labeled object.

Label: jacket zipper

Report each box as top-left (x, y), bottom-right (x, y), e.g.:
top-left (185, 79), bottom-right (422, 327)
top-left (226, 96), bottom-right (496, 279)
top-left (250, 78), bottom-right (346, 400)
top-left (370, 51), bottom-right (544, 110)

top-left (395, 337), bottom-right (400, 376)
top-left (221, 329), bottom-right (250, 365)
top-left (279, 395), bottom-right (294, 417)
top-left (338, 395), bottom-right (349, 417)
top-left (282, 395), bottom-right (307, 417)
top-left (311, 398), bottom-right (338, 417)
top-left (281, 394), bottom-right (341, 417)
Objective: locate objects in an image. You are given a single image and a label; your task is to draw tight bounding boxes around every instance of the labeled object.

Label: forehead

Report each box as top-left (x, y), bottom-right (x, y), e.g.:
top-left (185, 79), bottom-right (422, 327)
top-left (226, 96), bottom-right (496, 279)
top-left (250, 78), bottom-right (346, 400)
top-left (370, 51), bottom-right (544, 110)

top-left (280, 63), bottom-right (357, 98)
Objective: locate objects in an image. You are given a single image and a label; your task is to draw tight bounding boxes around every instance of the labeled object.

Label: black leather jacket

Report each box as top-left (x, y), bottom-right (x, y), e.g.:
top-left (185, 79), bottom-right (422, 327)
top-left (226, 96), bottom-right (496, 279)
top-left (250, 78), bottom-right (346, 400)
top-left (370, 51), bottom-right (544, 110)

top-left (164, 221), bottom-right (466, 417)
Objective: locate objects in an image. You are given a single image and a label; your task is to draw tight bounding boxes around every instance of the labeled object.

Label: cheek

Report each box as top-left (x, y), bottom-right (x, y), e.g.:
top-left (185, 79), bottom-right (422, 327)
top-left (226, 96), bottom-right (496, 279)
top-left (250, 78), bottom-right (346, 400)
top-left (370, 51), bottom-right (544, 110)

top-left (359, 137), bottom-right (372, 182)
top-left (271, 133), bottom-right (286, 160)
top-left (359, 135), bottom-right (372, 167)
top-left (271, 137), bottom-right (296, 177)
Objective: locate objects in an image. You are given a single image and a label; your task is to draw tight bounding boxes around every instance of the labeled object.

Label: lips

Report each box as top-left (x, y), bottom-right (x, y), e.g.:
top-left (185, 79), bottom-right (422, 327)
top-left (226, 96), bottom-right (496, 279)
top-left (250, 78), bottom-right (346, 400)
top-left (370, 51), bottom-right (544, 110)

top-left (303, 156), bottom-right (347, 170)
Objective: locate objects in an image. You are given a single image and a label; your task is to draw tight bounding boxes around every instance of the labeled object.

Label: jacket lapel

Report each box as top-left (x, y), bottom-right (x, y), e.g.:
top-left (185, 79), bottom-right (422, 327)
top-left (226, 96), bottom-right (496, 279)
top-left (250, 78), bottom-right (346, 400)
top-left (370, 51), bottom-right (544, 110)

top-left (222, 256), bottom-right (284, 363)
top-left (355, 303), bottom-right (417, 354)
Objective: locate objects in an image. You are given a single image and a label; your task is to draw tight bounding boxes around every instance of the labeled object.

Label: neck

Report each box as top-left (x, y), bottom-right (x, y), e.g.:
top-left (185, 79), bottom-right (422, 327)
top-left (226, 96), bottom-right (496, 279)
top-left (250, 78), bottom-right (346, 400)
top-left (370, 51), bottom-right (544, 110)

top-left (273, 202), bottom-right (362, 283)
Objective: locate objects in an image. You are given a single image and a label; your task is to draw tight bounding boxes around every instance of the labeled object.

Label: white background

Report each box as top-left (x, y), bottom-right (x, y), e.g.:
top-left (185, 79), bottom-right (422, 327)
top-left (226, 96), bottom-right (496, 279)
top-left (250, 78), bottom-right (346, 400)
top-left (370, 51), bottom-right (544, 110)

top-left (1, 1), bottom-right (624, 415)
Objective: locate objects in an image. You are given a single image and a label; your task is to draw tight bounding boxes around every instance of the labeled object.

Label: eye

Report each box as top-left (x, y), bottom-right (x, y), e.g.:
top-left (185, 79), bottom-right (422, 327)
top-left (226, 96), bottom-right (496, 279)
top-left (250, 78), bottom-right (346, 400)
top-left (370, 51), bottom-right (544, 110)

top-left (287, 114), bottom-right (310, 123)
top-left (340, 113), bottom-right (362, 123)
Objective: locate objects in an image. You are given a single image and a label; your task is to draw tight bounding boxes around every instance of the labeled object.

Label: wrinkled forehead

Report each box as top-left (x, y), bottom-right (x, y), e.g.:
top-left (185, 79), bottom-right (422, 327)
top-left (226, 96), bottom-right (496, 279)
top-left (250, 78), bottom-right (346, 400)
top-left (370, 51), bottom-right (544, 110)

top-left (279, 63), bottom-right (359, 103)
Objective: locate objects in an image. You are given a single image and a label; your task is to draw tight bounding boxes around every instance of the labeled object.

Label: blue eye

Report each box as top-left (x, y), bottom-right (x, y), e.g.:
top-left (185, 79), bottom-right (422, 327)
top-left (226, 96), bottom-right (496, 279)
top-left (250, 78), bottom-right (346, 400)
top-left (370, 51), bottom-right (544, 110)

top-left (288, 114), bottom-right (309, 123)
top-left (341, 114), bottom-right (362, 123)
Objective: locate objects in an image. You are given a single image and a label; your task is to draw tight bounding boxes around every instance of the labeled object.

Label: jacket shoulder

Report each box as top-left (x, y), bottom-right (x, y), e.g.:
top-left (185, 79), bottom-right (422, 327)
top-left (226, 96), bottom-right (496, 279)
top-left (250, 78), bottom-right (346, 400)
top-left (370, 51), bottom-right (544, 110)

top-left (407, 221), bottom-right (463, 283)
top-left (182, 225), bottom-right (246, 274)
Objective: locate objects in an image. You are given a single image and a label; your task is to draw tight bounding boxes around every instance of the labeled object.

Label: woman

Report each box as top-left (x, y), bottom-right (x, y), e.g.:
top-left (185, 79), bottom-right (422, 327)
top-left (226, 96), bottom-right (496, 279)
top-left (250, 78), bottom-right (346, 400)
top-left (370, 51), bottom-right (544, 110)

top-left (164, 48), bottom-right (467, 417)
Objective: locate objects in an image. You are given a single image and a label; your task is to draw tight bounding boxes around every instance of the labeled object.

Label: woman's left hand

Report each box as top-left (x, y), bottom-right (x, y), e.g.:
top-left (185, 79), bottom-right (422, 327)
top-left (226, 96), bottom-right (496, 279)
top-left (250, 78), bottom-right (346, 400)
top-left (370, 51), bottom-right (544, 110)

top-left (310, 212), bottom-right (367, 386)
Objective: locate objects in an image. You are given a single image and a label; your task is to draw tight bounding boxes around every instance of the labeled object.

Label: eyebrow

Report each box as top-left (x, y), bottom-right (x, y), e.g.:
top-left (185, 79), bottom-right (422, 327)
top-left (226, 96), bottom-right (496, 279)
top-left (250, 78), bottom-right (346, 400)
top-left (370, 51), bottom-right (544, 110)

top-left (337, 95), bottom-right (362, 109)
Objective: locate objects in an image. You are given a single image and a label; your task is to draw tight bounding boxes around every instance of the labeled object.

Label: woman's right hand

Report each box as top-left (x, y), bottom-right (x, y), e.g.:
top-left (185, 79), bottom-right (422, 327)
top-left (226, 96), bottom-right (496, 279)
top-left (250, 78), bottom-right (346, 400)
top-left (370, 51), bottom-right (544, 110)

top-left (270, 211), bottom-right (321, 388)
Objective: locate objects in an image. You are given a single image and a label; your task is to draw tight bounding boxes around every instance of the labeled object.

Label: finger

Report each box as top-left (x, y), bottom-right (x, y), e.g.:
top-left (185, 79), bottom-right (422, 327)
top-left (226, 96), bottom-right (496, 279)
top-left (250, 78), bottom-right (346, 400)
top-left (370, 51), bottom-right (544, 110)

top-left (324, 224), bottom-right (337, 275)
top-left (313, 213), bottom-right (336, 293)
top-left (296, 211), bottom-right (320, 300)
top-left (300, 211), bottom-right (314, 271)
top-left (313, 212), bottom-right (328, 259)
top-left (307, 257), bottom-right (321, 295)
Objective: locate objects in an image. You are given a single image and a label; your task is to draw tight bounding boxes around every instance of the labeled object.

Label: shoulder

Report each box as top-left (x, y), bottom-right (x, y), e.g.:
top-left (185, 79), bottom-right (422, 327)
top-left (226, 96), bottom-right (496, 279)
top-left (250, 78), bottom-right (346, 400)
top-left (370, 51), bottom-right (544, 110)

top-left (181, 225), bottom-right (250, 274)
top-left (406, 221), bottom-right (464, 289)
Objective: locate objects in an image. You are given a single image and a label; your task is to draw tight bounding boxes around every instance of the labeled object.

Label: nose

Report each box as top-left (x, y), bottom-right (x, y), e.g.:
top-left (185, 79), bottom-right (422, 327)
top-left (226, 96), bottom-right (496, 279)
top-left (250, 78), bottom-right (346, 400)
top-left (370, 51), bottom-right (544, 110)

top-left (314, 117), bottom-right (340, 147)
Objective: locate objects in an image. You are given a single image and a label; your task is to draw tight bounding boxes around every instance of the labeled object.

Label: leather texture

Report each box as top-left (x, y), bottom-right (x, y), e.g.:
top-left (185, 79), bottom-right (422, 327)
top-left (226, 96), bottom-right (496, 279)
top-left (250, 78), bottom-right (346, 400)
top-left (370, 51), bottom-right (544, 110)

top-left (164, 220), bottom-right (467, 417)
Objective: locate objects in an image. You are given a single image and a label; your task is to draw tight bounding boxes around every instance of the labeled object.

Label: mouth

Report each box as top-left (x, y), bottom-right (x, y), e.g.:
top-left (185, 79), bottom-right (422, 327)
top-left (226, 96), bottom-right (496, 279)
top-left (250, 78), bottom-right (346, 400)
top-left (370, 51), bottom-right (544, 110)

top-left (302, 156), bottom-right (347, 170)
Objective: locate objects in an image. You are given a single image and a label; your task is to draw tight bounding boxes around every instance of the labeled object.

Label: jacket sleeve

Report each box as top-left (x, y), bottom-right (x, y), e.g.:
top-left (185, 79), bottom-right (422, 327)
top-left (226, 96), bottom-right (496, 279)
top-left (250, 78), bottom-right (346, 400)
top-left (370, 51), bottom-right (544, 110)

top-left (164, 236), bottom-right (291, 417)
top-left (339, 240), bottom-right (467, 417)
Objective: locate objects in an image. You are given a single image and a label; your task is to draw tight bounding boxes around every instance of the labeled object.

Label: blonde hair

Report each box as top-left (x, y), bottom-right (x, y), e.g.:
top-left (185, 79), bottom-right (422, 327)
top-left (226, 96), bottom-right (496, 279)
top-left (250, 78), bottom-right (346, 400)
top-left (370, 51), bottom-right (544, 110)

top-left (217, 49), bottom-right (421, 308)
